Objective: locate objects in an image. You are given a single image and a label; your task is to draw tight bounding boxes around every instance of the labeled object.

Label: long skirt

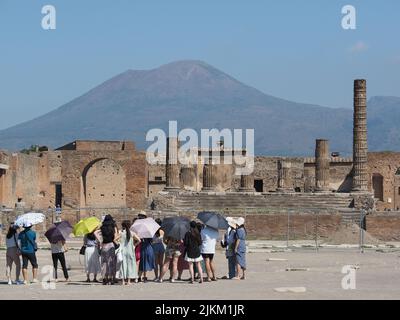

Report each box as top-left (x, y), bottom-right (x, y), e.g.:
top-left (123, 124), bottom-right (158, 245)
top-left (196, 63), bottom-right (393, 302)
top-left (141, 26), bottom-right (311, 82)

top-left (139, 240), bottom-right (155, 272)
top-left (101, 243), bottom-right (116, 278)
top-left (85, 246), bottom-right (101, 275)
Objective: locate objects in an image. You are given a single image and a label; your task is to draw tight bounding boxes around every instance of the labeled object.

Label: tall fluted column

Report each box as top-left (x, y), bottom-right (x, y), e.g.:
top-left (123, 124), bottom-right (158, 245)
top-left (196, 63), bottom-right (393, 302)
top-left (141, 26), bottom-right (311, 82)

top-left (239, 173), bottom-right (255, 192)
top-left (202, 154), bottom-right (216, 191)
top-left (277, 159), bottom-right (292, 192)
top-left (352, 79), bottom-right (368, 192)
top-left (315, 139), bottom-right (330, 192)
top-left (165, 137), bottom-right (180, 190)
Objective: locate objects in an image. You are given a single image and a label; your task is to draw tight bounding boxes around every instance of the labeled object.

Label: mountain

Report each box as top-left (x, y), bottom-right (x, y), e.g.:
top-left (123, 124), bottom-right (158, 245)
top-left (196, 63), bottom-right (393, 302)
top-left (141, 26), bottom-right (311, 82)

top-left (0, 60), bottom-right (399, 156)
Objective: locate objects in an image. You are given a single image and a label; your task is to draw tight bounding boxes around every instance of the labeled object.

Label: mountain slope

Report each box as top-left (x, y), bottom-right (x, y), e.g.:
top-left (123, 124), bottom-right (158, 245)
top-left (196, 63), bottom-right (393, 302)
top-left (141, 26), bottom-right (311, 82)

top-left (0, 60), bottom-right (398, 156)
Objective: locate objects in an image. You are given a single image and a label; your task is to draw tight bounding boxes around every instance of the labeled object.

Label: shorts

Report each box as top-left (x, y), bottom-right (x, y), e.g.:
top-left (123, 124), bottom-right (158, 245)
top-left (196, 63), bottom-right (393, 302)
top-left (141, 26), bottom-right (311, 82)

top-left (201, 253), bottom-right (214, 261)
top-left (22, 252), bottom-right (38, 269)
top-left (166, 248), bottom-right (181, 258)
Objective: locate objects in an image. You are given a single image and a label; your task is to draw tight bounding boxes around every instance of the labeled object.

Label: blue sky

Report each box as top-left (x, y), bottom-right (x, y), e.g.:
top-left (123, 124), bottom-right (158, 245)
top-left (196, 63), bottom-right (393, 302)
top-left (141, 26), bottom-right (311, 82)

top-left (0, 0), bottom-right (399, 129)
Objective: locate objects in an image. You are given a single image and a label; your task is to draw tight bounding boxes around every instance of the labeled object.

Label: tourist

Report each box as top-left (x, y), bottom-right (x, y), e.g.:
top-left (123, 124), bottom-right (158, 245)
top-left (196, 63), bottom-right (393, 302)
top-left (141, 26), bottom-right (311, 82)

top-left (5, 223), bottom-right (22, 285)
top-left (194, 222), bottom-right (206, 279)
top-left (201, 224), bottom-right (219, 282)
top-left (176, 241), bottom-right (189, 280)
top-left (132, 217), bottom-right (141, 272)
top-left (158, 236), bottom-right (181, 283)
top-left (138, 236), bottom-right (155, 282)
top-left (18, 222), bottom-right (39, 284)
top-left (152, 218), bottom-right (165, 281)
top-left (221, 217), bottom-right (237, 279)
top-left (97, 214), bottom-right (120, 285)
top-left (233, 217), bottom-right (247, 280)
top-left (50, 240), bottom-right (69, 282)
top-left (119, 220), bottom-right (140, 285)
top-left (183, 221), bottom-right (204, 284)
top-left (83, 231), bottom-right (101, 282)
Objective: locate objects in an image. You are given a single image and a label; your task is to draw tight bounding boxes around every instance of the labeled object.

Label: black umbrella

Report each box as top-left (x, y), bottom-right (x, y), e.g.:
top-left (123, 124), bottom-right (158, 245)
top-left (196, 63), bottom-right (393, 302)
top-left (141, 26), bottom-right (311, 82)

top-left (197, 211), bottom-right (229, 230)
top-left (161, 216), bottom-right (190, 240)
top-left (45, 221), bottom-right (73, 244)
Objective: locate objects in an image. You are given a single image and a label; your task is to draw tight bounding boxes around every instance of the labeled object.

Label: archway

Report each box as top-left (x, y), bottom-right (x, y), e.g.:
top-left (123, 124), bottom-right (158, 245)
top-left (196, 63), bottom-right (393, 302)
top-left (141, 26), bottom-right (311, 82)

top-left (372, 173), bottom-right (383, 201)
top-left (82, 158), bottom-right (126, 208)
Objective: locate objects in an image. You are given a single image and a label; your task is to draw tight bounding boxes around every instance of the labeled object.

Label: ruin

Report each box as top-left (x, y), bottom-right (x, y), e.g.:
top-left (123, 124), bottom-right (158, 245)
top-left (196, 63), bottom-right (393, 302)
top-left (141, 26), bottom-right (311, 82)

top-left (2, 79), bottom-right (400, 241)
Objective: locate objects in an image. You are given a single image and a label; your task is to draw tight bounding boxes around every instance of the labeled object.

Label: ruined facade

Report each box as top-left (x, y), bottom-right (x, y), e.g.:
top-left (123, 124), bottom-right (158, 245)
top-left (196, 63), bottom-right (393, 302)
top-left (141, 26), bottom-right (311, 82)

top-left (0, 141), bottom-right (147, 215)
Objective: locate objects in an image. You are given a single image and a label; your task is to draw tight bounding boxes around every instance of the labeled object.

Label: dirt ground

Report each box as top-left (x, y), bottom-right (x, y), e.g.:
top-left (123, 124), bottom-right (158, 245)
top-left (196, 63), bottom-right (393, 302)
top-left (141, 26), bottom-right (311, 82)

top-left (1, 247), bottom-right (400, 300)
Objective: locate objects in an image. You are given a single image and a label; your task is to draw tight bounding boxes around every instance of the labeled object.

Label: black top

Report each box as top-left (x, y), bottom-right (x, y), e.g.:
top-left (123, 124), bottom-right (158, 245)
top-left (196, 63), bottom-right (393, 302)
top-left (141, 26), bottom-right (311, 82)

top-left (101, 223), bottom-right (115, 244)
top-left (183, 231), bottom-right (202, 259)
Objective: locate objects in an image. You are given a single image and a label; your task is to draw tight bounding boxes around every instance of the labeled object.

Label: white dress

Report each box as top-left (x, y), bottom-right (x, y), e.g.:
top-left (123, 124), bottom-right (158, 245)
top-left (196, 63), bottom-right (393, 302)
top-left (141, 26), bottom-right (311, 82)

top-left (84, 236), bottom-right (101, 274)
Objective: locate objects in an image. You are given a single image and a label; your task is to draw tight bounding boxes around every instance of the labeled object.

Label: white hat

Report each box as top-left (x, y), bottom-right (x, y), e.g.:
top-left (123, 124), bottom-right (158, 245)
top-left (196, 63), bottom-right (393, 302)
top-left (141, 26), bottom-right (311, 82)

top-left (226, 217), bottom-right (236, 229)
top-left (236, 217), bottom-right (245, 226)
top-left (138, 210), bottom-right (147, 216)
top-left (23, 222), bottom-right (32, 228)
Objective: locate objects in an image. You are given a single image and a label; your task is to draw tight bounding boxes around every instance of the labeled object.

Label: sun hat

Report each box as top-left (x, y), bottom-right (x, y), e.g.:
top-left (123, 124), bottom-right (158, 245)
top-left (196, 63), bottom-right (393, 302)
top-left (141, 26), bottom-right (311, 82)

top-left (226, 217), bottom-right (237, 229)
top-left (236, 217), bottom-right (245, 226)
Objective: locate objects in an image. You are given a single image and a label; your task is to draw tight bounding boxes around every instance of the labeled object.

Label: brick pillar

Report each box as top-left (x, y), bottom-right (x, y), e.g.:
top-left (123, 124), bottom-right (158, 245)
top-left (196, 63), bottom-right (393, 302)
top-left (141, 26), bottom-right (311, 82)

top-left (165, 137), bottom-right (180, 190)
top-left (315, 139), bottom-right (330, 192)
top-left (352, 79), bottom-right (368, 192)
top-left (202, 153), bottom-right (216, 191)
top-left (277, 159), bottom-right (292, 192)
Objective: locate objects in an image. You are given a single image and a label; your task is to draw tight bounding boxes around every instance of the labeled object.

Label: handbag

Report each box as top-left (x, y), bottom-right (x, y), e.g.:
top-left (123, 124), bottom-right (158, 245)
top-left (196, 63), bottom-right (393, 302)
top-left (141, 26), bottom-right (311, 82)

top-left (115, 246), bottom-right (123, 263)
top-left (79, 245), bottom-right (86, 255)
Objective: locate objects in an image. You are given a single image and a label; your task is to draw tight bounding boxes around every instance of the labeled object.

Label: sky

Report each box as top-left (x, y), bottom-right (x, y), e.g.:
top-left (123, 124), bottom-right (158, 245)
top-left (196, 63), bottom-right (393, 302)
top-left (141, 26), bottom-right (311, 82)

top-left (0, 0), bottom-right (399, 130)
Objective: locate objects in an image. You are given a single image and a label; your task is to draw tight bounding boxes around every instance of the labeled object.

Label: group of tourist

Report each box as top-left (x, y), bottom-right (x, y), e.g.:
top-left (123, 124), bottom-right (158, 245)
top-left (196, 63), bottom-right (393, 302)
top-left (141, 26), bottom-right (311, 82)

top-left (4, 212), bottom-right (247, 285)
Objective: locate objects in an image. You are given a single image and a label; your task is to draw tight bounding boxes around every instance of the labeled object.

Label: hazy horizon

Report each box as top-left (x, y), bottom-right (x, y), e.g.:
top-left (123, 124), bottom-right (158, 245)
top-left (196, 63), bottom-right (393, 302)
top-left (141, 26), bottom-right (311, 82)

top-left (1, 0), bottom-right (400, 129)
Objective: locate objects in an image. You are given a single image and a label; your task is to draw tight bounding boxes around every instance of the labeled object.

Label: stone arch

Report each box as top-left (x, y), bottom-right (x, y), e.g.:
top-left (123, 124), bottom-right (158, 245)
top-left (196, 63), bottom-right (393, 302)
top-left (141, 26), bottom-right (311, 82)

top-left (82, 158), bottom-right (126, 208)
top-left (372, 173), bottom-right (384, 201)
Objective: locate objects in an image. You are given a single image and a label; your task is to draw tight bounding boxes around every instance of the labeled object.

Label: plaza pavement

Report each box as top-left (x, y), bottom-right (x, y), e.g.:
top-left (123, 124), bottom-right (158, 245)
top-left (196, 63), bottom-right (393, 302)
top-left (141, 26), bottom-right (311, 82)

top-left (1, 244), bottom-right (400, 300)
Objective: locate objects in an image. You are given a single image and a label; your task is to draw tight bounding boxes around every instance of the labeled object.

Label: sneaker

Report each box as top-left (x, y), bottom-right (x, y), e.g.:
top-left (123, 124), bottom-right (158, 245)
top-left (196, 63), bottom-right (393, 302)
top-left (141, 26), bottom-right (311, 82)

top-left (7, 280), bottom-right (12, 285)
top-left (31, 279), bottom-right (39, 284)
top-left (23, 280), bottom-right (29, 285)
top-left (15, 280), bottom-right (24, 285)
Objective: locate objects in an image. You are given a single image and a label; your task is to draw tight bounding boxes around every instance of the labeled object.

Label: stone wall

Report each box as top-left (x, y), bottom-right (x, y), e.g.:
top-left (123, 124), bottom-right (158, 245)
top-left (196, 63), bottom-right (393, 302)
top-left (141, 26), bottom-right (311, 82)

top-left (366, 213), bottom-right (400, 241)
top-left (0, 140), bottom-right (147, 212)
top-left (367, 152), bottom-right (400, 211)
top-left (228, 213), bottom-right (342, 240)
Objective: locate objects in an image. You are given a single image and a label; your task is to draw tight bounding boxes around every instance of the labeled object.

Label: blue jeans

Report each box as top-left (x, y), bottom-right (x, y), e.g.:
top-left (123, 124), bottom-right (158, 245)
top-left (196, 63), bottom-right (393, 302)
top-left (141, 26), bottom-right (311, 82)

top-left (227, 255), bottom-right (236, 279)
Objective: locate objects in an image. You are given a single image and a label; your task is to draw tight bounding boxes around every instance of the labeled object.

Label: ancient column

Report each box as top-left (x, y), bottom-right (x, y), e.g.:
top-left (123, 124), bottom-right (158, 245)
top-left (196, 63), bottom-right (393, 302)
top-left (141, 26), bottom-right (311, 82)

top-left (277, 159), bottom-right (292, 192)
top-left (352, 79), bottom-right (368, 192)
top-left (202, 153), bottom-right (216, 191)
top-left (315, 139), bottom-right (330, 192)
top-left (165, 137), bottom-right (180, 190)
top-left (180, 166), bottom-right (196, 190)
top-left (239, 173), bottom-right (255, 192)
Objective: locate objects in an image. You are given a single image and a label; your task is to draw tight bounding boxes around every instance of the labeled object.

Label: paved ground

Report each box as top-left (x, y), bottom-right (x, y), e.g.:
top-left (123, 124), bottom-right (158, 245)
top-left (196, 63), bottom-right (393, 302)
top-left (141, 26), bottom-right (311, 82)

top-left (1, 247), bottom-right (400, 300)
